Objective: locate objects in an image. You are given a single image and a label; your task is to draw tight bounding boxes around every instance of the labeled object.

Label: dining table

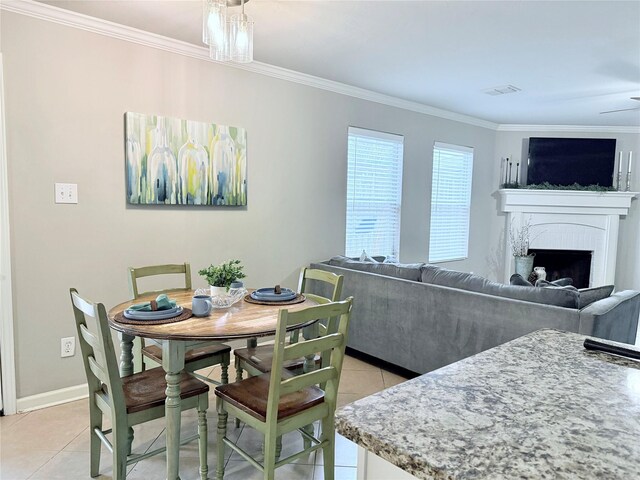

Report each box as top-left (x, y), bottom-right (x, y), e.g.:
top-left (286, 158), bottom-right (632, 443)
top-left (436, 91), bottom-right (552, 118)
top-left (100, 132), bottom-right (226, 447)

top-left (107, 289), bottom-right (319, 480)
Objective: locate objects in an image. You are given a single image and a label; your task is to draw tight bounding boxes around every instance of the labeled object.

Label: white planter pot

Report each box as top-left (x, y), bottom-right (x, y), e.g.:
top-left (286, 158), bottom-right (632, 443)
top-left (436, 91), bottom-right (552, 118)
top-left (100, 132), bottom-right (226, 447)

top-left (210, 285), bottom-right (227, 297)
top-left (514, 255), bottom-right (535, 279)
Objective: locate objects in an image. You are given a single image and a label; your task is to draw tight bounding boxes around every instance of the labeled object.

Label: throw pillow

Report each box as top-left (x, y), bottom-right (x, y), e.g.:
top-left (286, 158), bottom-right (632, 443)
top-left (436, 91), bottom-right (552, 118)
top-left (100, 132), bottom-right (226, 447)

top-left (578, 285), bottom-right (615, 308)
top-left (383, 255), bottom-right (398, 264)
top-left (359, 250), bottom-right (378, 263)
top-left (510, 274), bottom-right (533, 287)
top-left (535, 278), bottom-right (573, 287)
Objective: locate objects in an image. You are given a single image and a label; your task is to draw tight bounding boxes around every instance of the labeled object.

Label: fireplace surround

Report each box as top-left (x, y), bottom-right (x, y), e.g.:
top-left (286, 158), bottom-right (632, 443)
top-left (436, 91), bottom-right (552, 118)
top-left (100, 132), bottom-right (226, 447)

top-left (499, 190), bottom-right (637, 287)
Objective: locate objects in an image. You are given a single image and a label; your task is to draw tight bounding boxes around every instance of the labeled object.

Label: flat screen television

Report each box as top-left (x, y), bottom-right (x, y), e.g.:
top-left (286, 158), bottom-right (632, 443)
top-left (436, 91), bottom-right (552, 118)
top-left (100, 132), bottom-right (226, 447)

top-left (526, 137), bottom-right (616, 187)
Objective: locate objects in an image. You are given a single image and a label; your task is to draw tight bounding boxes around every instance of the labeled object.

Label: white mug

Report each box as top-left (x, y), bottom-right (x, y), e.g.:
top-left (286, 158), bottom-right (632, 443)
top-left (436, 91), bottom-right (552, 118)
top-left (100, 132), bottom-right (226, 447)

top-left (192, 295), bottom-right (213, 317)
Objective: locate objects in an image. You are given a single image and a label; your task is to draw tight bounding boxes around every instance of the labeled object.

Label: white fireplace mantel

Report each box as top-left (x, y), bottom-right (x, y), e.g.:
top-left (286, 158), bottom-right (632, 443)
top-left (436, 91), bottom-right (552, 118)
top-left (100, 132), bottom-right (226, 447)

top-left (498, 189), bottom-right (638, 286)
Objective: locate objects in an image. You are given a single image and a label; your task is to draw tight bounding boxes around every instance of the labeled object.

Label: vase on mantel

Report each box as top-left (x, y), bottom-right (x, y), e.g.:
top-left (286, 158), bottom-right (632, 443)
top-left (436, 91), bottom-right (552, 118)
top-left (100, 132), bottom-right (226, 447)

top-left (514, 254), bottom-right (535, 279)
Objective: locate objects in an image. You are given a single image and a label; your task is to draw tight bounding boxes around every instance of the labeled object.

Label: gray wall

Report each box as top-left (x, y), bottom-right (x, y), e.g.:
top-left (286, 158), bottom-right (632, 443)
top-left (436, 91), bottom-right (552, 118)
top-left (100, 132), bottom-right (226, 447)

top-left (492, 130), bottom-right (640, 287)
top-left (2, 12), bottom-right (497, 397)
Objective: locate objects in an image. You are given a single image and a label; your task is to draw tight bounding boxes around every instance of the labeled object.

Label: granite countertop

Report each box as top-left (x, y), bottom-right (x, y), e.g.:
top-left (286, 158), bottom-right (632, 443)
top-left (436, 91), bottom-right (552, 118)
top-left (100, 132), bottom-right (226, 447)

top-left (335, 329), bottom-right (640, 479)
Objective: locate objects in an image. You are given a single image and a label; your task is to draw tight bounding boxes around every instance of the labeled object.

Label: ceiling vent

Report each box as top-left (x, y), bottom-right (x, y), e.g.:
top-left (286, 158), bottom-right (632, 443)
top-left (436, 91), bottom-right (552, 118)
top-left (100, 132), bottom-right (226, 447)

top-left (483, 85), bottom-right (521, 96)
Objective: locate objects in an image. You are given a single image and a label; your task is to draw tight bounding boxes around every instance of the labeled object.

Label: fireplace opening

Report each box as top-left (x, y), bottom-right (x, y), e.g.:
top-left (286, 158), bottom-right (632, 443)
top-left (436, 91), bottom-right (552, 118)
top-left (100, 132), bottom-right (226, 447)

top-left (528, 249), bottom-right (592, 288)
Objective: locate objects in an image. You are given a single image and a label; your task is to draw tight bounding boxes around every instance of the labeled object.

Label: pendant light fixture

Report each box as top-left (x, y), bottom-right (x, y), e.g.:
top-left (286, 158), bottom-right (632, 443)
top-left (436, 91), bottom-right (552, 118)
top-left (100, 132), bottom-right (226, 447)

top-left (202, 0), bottom-right (254, 64)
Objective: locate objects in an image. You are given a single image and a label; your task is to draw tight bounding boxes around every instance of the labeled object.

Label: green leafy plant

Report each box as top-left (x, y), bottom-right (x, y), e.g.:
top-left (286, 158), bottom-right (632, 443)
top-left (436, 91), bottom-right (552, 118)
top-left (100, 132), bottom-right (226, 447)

top-left (198, 259), bottom-right (246, 288)
top-left (501, 182), bottom-right (615, 192)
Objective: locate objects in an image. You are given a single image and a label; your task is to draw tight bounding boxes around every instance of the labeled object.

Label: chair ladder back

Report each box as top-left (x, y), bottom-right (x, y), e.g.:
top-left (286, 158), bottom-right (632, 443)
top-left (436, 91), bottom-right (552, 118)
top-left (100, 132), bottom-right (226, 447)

top-left (78, 324), bottom-right (110, 384)
top-left (70, 289), bottom-right (126, 414)
top-left (298, 268), bottom-right (344, 302)
top-left (128, 263), bottom-right (192, 299)
top-left (284, 332), bottom-right (343, 362)
top-left (290, 268), bottom-right (343, 345)
top-left (279, 366), bottom-right (337, 396)
top-left (266, 298), bottom-right (353, 425)
top-left (323, 305), bottom-right (352, 403)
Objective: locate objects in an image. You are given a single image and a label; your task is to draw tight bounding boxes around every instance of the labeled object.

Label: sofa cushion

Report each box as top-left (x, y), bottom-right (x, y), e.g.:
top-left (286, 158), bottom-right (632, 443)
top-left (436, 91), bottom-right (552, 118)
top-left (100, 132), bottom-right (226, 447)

top-left (421, 265), bottom-right (580, 309)
top-left (359, 250), bottom-right (378, 262)
top-left (578, 285), bottom-right (615, 308)
top-left (329, 255), bottom-right (424, 281)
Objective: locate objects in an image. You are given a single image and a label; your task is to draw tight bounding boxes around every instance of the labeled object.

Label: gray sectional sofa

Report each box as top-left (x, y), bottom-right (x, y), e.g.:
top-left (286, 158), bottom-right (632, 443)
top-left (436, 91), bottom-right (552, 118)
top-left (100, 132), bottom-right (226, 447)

top-left (310, 256), bottom-right (640, 374)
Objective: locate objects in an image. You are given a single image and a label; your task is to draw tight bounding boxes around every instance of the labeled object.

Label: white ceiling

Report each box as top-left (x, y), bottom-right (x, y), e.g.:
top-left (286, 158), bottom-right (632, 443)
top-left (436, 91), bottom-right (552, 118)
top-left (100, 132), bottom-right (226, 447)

top-left (37, 0), bottom-right (640, 127)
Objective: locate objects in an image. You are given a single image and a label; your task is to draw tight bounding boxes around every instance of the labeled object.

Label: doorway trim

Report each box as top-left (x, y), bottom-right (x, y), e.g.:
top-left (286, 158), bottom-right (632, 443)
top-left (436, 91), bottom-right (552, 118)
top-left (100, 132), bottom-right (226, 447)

top-left (0, 52), bottom-right (17, 415)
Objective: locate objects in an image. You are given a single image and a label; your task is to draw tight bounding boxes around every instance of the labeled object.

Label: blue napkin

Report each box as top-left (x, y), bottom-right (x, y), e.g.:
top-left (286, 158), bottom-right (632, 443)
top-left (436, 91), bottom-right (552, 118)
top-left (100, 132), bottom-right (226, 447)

top-left (128, 293), bottom-right (177, 311)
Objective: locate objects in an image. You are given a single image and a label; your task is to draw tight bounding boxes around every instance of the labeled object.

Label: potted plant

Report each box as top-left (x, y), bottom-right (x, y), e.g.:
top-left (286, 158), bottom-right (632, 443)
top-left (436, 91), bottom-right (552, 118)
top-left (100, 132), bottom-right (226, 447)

top-left (199, 259), bottom-right (246, 297)
top-left (509, 219), bottom-right (541, 279)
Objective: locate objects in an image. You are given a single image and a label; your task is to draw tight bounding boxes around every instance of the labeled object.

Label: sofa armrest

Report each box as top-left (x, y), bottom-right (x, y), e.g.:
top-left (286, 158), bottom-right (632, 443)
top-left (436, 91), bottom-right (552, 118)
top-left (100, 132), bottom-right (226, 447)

top-left (579, 290), bottom-right (640, 344)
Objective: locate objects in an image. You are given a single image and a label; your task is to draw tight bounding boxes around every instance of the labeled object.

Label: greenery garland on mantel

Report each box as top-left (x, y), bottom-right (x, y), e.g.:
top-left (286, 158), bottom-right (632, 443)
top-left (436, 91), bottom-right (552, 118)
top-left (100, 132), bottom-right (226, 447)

top-left (500, 182), bottom-right (616, 192)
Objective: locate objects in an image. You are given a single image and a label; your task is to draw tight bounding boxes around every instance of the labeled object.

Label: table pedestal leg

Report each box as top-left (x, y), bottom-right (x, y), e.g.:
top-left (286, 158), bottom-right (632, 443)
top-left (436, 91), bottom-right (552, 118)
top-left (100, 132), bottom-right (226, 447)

top-left (119, 333), bottom-right (135, 377)
top-left (163, 340), bottom-right (186, 480)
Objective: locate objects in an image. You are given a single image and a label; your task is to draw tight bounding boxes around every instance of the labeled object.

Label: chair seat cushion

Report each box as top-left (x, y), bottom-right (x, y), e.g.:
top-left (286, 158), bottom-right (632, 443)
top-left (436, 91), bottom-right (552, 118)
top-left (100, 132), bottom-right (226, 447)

top-left (234, 345), bottom-right (320, 374)
top-left (215, 371), bottom-right (324, 422)
top-left (143, 343), bottom-right (231, 365)
top-left (121, 367), bottom-right (209, 414)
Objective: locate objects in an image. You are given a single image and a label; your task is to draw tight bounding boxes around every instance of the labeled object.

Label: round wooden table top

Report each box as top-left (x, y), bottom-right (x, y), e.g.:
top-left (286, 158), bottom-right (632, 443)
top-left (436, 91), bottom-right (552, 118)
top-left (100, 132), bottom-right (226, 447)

top-left (107, 289), bottom-right (319, 341)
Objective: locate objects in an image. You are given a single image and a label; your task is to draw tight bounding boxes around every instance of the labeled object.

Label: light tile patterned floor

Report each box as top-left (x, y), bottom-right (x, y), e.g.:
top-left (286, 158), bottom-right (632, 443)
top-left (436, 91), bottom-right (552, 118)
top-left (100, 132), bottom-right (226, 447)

top-left (0, 354), bottom-right (409, 480)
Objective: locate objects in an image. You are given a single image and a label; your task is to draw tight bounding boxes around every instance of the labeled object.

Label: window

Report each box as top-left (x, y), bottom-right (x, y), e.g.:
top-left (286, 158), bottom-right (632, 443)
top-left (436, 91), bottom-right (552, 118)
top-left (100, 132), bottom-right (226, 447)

top-left (345, 127), bottom-right (404, 258)
top-left (428, 142), bottom-right (474, 263)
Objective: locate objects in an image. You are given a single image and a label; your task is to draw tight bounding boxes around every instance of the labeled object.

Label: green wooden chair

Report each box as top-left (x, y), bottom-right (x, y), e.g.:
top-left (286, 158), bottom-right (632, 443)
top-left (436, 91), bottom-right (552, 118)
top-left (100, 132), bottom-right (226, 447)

top-left (233, 268), bottom-right (344, 379)
top-left (215, 297), bottom-right (353, 480)
top-left (70, 288), bottom-right (209, 480)
top-left (129, 263), bottom-right (231, 384)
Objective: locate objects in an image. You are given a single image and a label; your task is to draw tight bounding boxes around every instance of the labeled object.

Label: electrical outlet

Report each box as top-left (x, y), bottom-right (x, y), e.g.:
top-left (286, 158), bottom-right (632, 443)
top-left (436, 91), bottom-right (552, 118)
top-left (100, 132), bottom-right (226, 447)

top-left (61, 337), bottom-right (75, 357)
top-left (55, 183), bottom-right (78, 204)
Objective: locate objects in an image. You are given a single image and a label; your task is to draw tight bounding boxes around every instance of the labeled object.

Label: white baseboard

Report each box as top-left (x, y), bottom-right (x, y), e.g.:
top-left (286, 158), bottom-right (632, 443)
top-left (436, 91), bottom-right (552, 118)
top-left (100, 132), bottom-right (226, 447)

top-left (16, 383), bottom-right (88, 413)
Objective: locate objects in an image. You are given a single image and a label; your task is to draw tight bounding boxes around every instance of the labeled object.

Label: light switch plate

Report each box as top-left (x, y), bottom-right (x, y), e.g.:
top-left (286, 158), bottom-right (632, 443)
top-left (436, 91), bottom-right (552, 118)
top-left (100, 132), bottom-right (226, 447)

top-left (55, 183), bottom-right (78, 204)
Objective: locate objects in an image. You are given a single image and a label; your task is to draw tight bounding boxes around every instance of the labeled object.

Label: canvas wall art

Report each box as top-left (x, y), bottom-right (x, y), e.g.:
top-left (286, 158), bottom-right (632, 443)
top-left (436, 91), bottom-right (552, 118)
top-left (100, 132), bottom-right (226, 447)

top-left (125, 112), bottom-right (247, 206)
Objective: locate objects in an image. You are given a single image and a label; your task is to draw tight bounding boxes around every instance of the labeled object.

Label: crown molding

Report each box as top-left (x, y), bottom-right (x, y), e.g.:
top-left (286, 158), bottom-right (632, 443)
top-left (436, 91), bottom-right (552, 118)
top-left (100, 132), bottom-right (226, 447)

top-left (4, 1), bottom-right (638, 133)
top-left (0, 0), bottom-right (499, 130)
top-left (496, 124), bottom-right (640, 134)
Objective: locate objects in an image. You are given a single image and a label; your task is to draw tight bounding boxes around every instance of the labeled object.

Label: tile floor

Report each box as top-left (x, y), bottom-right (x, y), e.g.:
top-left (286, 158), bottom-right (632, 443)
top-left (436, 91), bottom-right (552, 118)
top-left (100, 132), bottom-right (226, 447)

top-left (0, 354), bottom-right (409, 480)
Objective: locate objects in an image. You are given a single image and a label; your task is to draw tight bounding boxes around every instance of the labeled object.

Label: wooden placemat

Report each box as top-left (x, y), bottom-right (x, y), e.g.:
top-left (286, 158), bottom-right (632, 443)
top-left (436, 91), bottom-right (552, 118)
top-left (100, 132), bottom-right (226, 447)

top-left (114, 308), bottom-right (193, 326)
top-left (244, 293), bottom-right (306, 306)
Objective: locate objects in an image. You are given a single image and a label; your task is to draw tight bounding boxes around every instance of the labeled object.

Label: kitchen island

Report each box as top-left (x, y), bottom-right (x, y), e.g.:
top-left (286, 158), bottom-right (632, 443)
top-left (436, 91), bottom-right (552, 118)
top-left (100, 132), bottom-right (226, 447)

top-left (335, 329), bottom-right (640, 479)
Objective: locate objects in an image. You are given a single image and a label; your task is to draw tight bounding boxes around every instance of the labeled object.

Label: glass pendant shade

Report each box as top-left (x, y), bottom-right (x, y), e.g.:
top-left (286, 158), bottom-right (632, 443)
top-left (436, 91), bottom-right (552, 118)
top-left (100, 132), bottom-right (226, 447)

top-left (203, 0), bottom-right (228, 56)
top-left (202, 0), bottom-right (254, 64)
top-left (229, 13), bottom-right (254, 63)
top-left (202, 0), bottom-right (211, 44)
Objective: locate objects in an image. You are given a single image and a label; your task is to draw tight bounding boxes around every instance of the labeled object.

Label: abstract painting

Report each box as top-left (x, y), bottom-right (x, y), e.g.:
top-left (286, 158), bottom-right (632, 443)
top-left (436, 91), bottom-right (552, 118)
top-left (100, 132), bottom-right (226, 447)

top-left (125, 112), bottom-right (247, 206)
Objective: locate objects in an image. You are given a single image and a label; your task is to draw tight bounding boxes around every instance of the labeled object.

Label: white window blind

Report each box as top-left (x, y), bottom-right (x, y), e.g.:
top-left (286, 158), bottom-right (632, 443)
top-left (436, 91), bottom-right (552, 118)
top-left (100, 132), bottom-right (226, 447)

top-left (345, 127), bottom-right (404, 258)
top-left (429, 142), bottom-right (474, 263)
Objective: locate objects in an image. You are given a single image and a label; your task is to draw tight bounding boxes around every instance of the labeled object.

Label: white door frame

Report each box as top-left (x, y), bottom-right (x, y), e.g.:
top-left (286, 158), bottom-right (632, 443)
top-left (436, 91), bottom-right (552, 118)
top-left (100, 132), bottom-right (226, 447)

top-left (0, 52), bottom-right (17, 415)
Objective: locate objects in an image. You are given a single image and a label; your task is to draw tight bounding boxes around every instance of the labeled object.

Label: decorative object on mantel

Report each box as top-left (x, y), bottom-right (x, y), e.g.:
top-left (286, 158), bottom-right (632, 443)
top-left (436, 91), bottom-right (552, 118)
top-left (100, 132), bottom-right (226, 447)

top-left (616, 151), bottom-right (634, 191)
top-left (509, 218), bottom-right (541, 279)
top-left (198, 259), bottom-right (246, 297)
top-left (500, 156), bottom-right (521, 188)
top-left (626, 151), bottom-right (633, 192)
top-left (616, 151), bottom-right (623, 190)
top-left (501, 182), bottom-right (616, 191)
top-left (203, 0), bottom-right (254, 63)
top-left (125, 112), bottom-right (247, 206)
top-left (533, 266), bottom-right (547, 281)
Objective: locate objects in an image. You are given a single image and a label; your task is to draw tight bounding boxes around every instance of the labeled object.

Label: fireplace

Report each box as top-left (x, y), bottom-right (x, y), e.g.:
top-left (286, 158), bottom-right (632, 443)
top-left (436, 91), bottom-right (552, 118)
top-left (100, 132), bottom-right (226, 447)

top-left (499, 189), bottom-right (637, 286)
top-left (529, 249), bottom-right (592, 288)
